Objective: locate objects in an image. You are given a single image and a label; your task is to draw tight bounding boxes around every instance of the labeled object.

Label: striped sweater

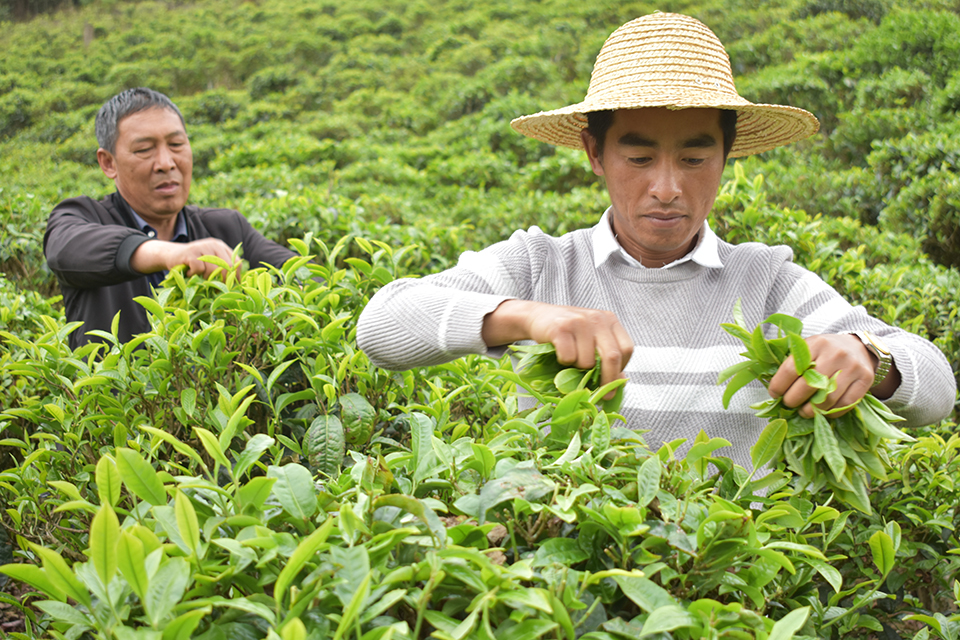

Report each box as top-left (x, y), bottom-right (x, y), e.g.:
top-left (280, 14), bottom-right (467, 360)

top-left (357, 219), bottom-right (956, 470)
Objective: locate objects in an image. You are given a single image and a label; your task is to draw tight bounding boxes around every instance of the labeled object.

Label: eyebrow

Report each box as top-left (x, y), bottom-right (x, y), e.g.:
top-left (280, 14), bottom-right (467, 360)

top-left (616, 132), bottom-right (718, 149)
top-left (130, 131), bottom-right (187, 145)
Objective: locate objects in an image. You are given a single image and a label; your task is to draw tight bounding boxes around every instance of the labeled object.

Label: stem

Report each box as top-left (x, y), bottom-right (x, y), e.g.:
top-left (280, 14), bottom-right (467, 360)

top-left (506, 518), bottom-right (519, 561)
top-left (821, 572), bottom-right (891, 631)
top-left (413, 571), bottom-right (441, 640)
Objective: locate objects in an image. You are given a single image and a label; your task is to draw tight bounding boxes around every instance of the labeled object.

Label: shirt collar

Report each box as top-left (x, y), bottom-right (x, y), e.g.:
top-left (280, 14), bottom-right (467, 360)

top-left (129, 207), bottom-right (188, 242)
top-left (592, 208), bottom-right (723, 270)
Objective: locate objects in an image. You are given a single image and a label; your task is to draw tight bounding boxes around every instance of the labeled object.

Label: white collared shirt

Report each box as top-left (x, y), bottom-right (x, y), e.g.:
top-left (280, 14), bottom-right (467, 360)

top-left (591, 207), bottom-right (724, 270)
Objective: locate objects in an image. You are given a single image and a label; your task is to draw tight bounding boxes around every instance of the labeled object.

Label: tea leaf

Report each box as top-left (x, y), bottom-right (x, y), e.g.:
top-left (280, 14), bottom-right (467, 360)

top-left (477, 467), bottom-right (556, 525)
top-left (614, 575), bottom-right (676, 613)
top-left (787, 333), bottom-right (811, 373)
top-left (532, 539), bottom-right (589, 567)
top-left (752, 418), bottom-right (787, 471)
top-left (590, 411), bottom-right (611, 453)
top-left (174, 491), bottom-right (200, 557)
top-left (751, 325), bottom-right (779, 364)
top-left (306, 415), bottom-right (345, 478)
top-left (268, 464), bottom-right (318, 520)
top-left (281, 618), bottom-right (307, 640)
top-left (27, 544), bottom-right (91, 607)
top-left (90, 503), bottom-right (119, 586)
top-left (117, 532), bottom-right (148, 600)
top-left (638, 605), bottom-right (695, 637)
top-left (116, 448), bottom-right (168, 506)
top-left (731, 298), bottom-right (746, 329)
top-left (138, 426), bottom-right (206, 470)
top-left (799, 557), bottom-right (843, 593)
top-left (233, 434), bottom-right (275, 480)
top-left (722, 368), bottom-right (757, 409)
top-left (768, 606), bottom-right (810, 640)
top-left (180, 388), bottom-right (197, 417)
top-left (373, 495), bottom-right (447, 544)
top-left (274, 517), bottom-right (335, 606)
top-left (0, 564), bottom-right (65, 601)
top-left (34, 601), bottom-right (91, 627)
top-left (161, 608), bottom-right (210, 640)
top-left (636, 456), bottom-right (662, 509)
top-left (193, 427), bottom-right (231, 471)
top-left (237, 476), bottom-right (277, 511)
top-left (340, 393), bottom-right (376, 446)
top-left (95, 456), bottom-right (121, 508)
top-left (856, 402), bottom-right (913, 441)
top-left (869, 530), bottom-right (896, 575)
top-left (410, 412), bottom-right (439, 484)
top-left (813, 412), bottom-right (846, 480)
top-left (763, 313), bottom-right (804, 336)
top-left (144, 557), bottom-right (191, 627)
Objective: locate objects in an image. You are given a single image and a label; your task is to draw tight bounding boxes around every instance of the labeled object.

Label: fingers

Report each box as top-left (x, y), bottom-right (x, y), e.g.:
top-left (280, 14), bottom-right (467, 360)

top-left (531, 306), bottom-right (632, 398)
top-left (770, 334), bottom-right (876, 418)
top-left (481, 301), bottom-right (633, 399)
top-left (173, 239), bottom-right (240, 279)
top-left (597, 322), bottom-right (633, 396)
top-left (767, 354), bottom-right (797, 400)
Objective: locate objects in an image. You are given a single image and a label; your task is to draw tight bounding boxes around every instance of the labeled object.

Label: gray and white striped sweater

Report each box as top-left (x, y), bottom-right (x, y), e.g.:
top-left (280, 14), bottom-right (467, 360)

top-left (357, 222), bottom-right (956, 470)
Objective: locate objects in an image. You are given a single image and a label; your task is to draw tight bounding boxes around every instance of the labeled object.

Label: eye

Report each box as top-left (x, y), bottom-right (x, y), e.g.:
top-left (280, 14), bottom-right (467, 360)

top-left (684, 157), bottom-right (706, 166)
top-left (628, 156), bottom-right (652, 165)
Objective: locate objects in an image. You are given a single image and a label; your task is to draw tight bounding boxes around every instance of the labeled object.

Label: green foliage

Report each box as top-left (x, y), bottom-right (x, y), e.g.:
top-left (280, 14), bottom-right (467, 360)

top-left (843, 10), bottom-right (960, 86)
top-left (1, 0), bottom-right (960, 637)
top-left (868, 120), bottom-right (960, 267)
top-left (794, 0), bottom-right (892, 23)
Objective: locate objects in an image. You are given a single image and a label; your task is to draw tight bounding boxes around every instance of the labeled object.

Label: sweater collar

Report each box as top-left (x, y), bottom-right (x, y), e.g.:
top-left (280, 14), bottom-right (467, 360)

top-left (592, 207), bottom-right (724, 270)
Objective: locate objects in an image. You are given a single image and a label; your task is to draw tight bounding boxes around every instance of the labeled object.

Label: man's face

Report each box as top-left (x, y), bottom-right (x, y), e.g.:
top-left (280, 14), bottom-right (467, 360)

top-left (582, 107), bottom-right (725, 267)
top-left (97, 107), bottom-right (192, 224)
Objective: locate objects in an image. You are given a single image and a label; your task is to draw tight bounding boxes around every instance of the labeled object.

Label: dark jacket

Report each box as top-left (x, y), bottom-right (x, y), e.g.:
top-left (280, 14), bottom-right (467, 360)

top-left (43, 192), bottom-right (297, 349)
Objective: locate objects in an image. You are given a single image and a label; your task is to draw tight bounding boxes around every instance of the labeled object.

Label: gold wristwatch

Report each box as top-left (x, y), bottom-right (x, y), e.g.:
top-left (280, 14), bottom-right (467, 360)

top-left (851, 330), bottom-right (893, 387)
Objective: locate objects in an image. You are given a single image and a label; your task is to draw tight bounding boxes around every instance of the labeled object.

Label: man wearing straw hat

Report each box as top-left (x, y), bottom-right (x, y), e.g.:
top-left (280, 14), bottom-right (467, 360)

top-left (357, 13), bottom-right (955, 467)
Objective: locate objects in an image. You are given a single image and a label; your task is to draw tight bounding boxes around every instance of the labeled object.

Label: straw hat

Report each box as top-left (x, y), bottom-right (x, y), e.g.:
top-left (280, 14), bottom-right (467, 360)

top-left (510, 12), bottom-right (820, 157)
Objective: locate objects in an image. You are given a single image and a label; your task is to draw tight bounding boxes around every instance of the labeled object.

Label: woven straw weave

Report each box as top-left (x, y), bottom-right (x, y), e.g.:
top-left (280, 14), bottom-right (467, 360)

top-left (510, 13), bottom-right (819, 157)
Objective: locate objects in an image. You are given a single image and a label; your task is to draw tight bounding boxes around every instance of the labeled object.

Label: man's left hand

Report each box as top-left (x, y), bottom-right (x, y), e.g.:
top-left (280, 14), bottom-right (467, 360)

top-left (767, 333), bottom-right (899, 418)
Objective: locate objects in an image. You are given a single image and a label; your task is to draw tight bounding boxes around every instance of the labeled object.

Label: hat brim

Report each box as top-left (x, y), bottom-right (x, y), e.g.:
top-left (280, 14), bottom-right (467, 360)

top-left (510, 100), bottom-right (820, 157)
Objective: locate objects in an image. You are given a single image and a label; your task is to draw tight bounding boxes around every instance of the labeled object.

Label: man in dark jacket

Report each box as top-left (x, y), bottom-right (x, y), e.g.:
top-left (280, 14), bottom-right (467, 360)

top-left (44, 87), bottom-right (297, 349)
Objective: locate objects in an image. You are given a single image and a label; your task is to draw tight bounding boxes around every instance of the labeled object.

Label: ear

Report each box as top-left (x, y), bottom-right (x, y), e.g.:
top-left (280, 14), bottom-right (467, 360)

top-left (97, 148), bottom-right (118, 180)
top-left (580, 129), bottom-right (605, 177)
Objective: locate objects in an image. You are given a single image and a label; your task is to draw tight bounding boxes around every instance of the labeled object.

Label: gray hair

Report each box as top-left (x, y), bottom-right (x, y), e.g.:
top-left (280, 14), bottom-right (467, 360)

top-left (95, 87), bottom-right (186, 154)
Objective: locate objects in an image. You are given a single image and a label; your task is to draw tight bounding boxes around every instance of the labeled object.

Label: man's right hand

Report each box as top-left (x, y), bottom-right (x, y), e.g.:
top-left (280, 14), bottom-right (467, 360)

top-left (130, 238), bottom-right (240, 280)
top-left (482, 299), bottom-right (633, 394)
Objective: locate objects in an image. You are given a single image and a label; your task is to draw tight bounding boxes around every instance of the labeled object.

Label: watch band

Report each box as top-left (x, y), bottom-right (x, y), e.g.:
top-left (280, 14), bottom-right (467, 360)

top-left (851, 330), bottom-right (893, 387)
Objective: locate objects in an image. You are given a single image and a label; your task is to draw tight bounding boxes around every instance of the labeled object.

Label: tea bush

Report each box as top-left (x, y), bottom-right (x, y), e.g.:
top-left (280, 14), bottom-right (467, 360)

top-left (0, 247), bottom-right (950, 639)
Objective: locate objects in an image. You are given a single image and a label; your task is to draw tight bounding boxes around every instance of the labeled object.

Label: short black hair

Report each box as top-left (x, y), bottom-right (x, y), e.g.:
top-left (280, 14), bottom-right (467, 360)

top-left (585, 108), bottom-right (738, 160)
top-left (95, 87), bottom-right (185, 154)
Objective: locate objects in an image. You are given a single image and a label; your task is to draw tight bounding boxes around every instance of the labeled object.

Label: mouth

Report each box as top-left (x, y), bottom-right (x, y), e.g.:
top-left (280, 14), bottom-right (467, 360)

top-left (154, 181), bottom-right (180, 194)
top-left (644, 212), bottom-right (685, 223)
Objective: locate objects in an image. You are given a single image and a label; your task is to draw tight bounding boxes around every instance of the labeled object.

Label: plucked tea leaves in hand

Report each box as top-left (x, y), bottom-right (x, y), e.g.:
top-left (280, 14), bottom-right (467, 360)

top-left (719, 302), bottom-right (913, 514)
top-left (510, 342), bottom-right (625, 413)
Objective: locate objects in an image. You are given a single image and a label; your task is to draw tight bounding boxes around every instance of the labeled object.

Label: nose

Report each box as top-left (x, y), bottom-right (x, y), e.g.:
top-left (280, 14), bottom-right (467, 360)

top-left (154, 143), bottom-right (177, 172)
top-left (648, 159), bottom-right (682, 203)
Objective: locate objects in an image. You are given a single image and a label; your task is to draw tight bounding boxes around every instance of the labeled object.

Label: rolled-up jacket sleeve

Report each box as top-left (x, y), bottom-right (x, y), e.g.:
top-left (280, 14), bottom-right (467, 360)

top-left (44, 198), bottom-right (152, 289)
